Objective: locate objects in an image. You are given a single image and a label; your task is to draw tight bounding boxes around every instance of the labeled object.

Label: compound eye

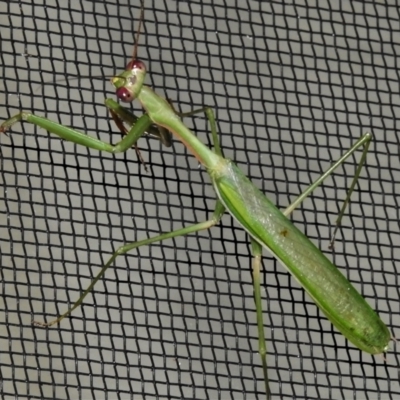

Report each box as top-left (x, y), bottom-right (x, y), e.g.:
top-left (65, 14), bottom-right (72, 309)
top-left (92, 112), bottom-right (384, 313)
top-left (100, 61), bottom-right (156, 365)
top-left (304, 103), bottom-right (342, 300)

top-left (116, 87), bottom-right (134, 103)
top-left (126, 59), bottom-right (146, 71)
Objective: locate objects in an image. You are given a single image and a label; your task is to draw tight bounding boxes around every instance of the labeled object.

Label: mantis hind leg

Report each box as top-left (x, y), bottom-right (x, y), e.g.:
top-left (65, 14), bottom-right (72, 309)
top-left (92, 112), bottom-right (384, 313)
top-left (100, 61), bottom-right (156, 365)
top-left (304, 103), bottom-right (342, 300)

top-left (176, 102), bottom-right (271, 397)
top-left (33, 200), bottom-right (226, 327)
top-left (250, 238), bottom-right (271, 400)
top-left (282, 132), bottom-right (372, 247)
top-left (175, 103), bottom-right (272, 397)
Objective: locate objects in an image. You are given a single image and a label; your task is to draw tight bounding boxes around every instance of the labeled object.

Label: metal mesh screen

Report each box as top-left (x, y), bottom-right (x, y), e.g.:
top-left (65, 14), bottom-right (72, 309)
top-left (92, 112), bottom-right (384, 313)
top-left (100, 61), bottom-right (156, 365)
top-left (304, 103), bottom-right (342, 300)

top-left (1, 1), bottom-right (399, 399)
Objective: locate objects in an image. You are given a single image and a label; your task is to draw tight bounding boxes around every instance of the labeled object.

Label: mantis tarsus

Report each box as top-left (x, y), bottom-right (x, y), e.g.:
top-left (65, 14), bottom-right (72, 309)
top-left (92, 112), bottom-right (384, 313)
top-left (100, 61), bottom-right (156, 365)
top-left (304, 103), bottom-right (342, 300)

top-left (0, 3), bottom-right (392, 399)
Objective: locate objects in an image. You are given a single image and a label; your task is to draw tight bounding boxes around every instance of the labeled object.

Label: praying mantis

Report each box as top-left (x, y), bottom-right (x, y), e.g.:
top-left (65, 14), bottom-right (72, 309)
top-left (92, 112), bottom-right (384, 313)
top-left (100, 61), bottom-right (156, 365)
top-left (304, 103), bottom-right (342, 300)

top-left (0, 2), bottom-right (394, 399)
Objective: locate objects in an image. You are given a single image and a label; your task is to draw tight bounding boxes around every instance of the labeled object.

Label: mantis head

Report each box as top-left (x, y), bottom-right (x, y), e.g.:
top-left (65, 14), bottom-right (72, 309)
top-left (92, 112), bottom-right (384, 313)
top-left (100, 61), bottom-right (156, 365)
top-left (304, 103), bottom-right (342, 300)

top-left (112, 60), bottom-right (147, 103)
top-left (112, 1), bottom-right (146, 103)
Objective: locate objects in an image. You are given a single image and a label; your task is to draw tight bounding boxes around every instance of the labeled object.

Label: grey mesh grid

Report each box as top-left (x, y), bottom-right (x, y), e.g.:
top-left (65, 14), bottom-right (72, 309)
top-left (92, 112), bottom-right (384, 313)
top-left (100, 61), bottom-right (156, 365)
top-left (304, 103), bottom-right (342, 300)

top-left (0, 1), bottom-right (399, 399)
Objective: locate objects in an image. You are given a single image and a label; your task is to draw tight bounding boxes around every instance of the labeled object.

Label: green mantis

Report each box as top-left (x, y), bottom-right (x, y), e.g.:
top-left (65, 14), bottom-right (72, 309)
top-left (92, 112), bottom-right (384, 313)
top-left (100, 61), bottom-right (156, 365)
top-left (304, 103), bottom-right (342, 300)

top-left (0, 3), bottom-right (393, 399)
